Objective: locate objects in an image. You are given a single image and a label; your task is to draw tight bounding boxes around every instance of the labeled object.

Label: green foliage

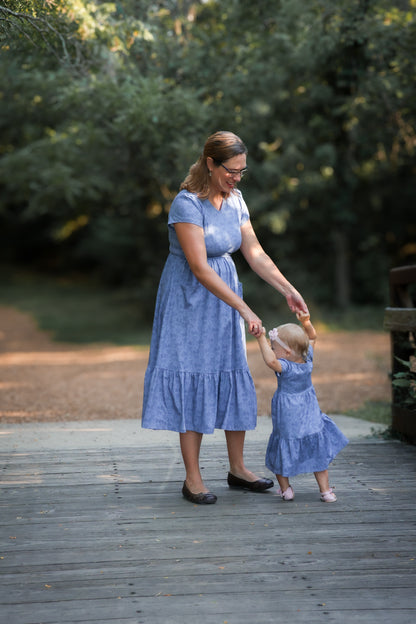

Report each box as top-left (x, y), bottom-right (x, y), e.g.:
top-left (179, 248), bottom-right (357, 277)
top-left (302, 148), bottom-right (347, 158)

top-left (392, 352), bottom-right (416, 409)
top-left (345, 400), bottom-right (392, 425)
top-left (0, 269), bottom-right (151, 345)
top-left (0, 1), bottom-right (78, 63)
top-left (0, 0), bottom-right (415, 312)
top-left (0, 1), bottom-right (207, 299)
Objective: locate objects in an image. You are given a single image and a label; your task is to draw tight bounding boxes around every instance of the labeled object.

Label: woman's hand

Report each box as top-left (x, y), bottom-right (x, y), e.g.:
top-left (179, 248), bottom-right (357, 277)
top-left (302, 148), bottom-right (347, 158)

top-left (256, 326), bottom-right (267, 340)
top-left (286, 290), bottom-right (309, 315)
top-left (248, 322), bottom-right (263, 338)
top-left (241, 307), bottom-right (263, 337)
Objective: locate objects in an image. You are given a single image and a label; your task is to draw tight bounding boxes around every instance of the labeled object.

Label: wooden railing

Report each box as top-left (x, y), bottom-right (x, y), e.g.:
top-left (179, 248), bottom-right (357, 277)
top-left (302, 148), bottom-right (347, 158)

top-left (383, 265), bottom-right (416, 442)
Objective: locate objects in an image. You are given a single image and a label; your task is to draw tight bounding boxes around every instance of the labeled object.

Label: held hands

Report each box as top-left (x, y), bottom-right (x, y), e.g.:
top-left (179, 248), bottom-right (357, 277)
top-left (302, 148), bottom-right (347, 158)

top-left (296, 311), bottom-right (311, 325)
top-left (255, 326), bottom-right (266, 339)
top-left (286, 290), bottom-right (309, 315)
top-left (248, 320), bottom-right (263, 338)
top-left (296, 310), bottom-right (317, 341)
top-left (242, 308), bottom-right (263, 338)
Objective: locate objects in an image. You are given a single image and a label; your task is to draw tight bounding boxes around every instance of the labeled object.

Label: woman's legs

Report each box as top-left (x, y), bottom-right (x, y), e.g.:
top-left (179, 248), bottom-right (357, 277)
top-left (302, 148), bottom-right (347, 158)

top-left (225, 430), bottom-right (261, 481)
top-left (180, 430), bottom-right (272, 495)
top-left (179, 431), bottom-right (209, 493)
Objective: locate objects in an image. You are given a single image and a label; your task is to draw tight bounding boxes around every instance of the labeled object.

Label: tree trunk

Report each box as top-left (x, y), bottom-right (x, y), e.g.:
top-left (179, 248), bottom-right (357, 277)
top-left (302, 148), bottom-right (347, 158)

top-left (332, 230), bottom-right (350, 308)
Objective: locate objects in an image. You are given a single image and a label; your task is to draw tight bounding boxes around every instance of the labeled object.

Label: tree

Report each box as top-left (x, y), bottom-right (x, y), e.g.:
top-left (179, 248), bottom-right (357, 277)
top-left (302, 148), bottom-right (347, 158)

top-left (179, 0), bottom-right (416, 306)
top-left (0, 0), bottom-right (415, 313)
top-left (0, 0), bottom-right (207, 301)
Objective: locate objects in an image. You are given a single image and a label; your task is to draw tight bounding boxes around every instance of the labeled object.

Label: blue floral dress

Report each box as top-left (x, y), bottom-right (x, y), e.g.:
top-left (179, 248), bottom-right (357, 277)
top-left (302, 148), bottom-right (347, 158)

top-left (142, 189), bottom-right (257, 434)
top-left (265, 346), bottom-right (348, 476)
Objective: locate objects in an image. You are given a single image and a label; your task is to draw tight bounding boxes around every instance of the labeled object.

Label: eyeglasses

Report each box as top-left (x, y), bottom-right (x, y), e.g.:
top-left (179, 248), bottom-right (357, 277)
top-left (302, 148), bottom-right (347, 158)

top-left (219, 163), bottom-right (248, 178)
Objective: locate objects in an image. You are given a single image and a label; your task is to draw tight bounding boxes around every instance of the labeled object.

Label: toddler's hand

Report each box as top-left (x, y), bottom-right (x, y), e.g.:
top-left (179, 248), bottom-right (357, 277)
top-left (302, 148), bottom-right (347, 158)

top-left (296, 311), bottom-right (310, 324)
top-left (256, 326), bottom-right (266, 339)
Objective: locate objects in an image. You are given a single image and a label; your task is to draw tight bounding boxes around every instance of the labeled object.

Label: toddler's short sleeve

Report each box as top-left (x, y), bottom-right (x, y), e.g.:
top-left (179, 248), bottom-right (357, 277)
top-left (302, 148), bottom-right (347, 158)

top-left (278, 359), bottom-right (290, 375)
top-left (168, 191), bottom-right (203, 228)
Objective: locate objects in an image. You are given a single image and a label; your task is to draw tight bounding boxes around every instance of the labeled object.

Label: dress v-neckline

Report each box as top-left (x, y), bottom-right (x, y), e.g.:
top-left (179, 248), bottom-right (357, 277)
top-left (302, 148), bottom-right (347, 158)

top-left (208, 197), bottom-right (224, 212)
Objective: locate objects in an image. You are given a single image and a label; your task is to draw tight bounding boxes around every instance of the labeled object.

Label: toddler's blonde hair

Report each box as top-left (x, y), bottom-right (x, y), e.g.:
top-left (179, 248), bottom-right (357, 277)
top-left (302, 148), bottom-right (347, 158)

top-left (272, 323), bottom-right (309, 361)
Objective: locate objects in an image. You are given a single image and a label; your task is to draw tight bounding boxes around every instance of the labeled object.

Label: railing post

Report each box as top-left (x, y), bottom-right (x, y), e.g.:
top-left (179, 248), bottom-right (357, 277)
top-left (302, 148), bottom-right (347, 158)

top-left (383, 265), bottom-right (416, 442)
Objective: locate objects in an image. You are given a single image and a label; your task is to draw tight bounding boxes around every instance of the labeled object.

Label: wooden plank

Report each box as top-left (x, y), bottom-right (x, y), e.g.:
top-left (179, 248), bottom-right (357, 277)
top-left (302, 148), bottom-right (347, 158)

top-left (1, 591), bottom-right (416, 624)
top-left (384, 306), bottom-right (416, 331)
top-left (1, 574), bottom-right (416, 606)
top-left (0, 441), bottom-right (415, 624)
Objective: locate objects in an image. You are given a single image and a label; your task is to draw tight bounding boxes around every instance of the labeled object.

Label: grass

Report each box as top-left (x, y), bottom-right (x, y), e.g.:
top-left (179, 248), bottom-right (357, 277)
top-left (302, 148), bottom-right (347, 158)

top-left (0, 268), bottom-right (388, 347)
top-left (253, 302), bottom-right (387, 335)
top-left (0, 269), bottom-right (152, 346)
top-left (243, 277), bottom-right (388, 336)
top-left (344, 400), bottom-right (392, 426)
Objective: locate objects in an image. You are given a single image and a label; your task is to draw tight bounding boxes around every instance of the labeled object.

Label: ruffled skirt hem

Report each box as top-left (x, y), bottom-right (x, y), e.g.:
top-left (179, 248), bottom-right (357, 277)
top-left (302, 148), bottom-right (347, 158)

top-left (265, 416), bottom-right (348, 476)
top-left (142, 366), bottom-right (257, 434)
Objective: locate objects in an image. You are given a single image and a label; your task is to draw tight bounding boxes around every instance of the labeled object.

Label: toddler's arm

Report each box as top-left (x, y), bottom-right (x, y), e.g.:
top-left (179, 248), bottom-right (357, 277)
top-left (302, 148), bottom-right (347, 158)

top-left (256, 328), bottom-right (282, 373)
top-left (296, 312), bottom-right (317, 346)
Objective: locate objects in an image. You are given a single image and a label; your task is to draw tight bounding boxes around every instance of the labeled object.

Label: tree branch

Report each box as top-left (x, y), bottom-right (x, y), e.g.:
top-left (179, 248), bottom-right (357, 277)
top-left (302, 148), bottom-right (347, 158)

top-left (0, 5), bottom-right (71, 63)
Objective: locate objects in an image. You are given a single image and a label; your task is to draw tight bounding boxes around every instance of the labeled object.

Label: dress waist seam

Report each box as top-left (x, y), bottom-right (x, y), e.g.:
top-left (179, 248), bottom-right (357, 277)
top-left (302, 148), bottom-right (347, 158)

top-left (277, 386), bottom-right (313, 395)
top-left (169, 250), bottom-right (232, 259)
top-left (149, 365), bottom-right (250, 375)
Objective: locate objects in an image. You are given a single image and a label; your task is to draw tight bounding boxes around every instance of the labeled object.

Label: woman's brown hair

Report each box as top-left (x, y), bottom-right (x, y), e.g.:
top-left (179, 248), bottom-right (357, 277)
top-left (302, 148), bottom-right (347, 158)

top-left (180, 131), bottom-right (247, 199)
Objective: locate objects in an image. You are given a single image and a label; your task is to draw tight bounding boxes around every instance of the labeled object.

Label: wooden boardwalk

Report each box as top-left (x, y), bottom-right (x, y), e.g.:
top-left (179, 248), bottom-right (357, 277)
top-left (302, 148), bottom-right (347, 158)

top-left (1, 438), bottom-right (416, 624)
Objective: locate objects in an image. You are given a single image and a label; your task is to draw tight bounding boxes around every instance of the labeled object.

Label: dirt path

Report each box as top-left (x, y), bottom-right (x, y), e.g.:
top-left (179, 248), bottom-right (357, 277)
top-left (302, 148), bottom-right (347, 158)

top-left (0, 305), bottom-right (391, 423)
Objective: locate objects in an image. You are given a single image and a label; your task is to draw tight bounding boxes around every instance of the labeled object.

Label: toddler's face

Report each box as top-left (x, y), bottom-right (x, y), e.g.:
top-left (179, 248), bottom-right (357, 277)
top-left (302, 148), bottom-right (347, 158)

top-left (271, 341), bottom-right (287, 358)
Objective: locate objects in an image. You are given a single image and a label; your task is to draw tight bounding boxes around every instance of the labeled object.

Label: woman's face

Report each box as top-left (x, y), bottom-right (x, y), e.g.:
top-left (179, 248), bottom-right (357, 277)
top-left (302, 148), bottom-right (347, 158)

top-left (208, 153), bottom-right (247, 194)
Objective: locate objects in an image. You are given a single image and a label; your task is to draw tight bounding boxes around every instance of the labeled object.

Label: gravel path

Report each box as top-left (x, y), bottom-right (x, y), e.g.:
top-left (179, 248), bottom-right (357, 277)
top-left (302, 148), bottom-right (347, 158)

top-left (0, 305), bottom-right (391, 423)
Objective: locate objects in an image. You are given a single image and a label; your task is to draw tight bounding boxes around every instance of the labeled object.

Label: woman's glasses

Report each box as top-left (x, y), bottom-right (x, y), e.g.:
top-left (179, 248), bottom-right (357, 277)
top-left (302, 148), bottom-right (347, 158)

top-left (220, 163), bottom-right (248, 179)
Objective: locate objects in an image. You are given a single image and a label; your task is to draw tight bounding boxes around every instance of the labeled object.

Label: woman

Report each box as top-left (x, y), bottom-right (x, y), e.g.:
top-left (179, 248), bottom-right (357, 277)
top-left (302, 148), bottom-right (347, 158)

top-left (142, 131), bottom-right (307, 504)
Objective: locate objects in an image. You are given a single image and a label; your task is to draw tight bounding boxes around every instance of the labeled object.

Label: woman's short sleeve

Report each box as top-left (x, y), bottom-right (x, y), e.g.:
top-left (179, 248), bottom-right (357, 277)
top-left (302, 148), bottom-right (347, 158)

top-left (168, 191), bottom-right (203, 228)
top-left (237, 192), bottom-right (250, 226)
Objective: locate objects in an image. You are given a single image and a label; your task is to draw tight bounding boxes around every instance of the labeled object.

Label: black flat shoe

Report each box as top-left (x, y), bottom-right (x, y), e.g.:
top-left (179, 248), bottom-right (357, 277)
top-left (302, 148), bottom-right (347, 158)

top-left (227, 472), bottom-right (274, 492)
top-left (182, 481), bottom-right (217, 505)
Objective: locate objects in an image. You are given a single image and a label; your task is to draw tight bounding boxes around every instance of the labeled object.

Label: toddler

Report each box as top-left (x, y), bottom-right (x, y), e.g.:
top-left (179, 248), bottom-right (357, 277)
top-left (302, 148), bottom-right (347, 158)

top-left (256, 313), bottom-right (348, 502)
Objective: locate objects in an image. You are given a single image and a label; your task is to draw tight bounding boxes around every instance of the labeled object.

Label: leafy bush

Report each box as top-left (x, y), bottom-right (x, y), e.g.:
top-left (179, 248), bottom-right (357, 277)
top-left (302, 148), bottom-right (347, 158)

top-left (392, 352), bottom-right (416, 410)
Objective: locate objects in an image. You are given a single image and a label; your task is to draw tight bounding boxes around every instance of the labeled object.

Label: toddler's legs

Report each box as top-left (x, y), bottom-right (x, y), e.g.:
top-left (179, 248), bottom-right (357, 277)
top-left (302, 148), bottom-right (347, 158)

top-left (314, 469), bottom-right (337, 503)
top-left (314, 469), bottom-right (330, 493)
top-left (276, 474), bottom-right (294, 501)
top-left (276, 475), bottom-right (290, 492)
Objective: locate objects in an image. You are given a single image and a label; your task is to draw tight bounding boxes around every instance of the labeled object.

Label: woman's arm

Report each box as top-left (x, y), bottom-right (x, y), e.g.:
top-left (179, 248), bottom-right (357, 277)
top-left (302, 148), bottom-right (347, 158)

top-left (174, 222), bottom-right (263, 336)
top-left (240, 220), bottom-right (308, 314)
top-left (256, 330), bottom-right (282, 373)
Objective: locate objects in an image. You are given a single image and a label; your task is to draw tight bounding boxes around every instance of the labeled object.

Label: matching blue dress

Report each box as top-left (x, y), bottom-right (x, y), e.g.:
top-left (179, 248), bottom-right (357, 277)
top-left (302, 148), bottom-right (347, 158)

top-left (142, 189), bottom-right (257, 434)
top-left (266, 346), bottom-right (348, 476)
